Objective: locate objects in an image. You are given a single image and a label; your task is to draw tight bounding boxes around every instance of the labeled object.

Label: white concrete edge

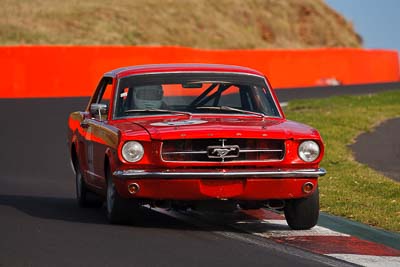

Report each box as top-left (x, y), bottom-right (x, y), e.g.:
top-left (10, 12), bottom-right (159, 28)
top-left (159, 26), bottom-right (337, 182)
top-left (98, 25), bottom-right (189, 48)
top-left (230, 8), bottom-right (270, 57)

top-left (327, 254), bottom-right (400, 267)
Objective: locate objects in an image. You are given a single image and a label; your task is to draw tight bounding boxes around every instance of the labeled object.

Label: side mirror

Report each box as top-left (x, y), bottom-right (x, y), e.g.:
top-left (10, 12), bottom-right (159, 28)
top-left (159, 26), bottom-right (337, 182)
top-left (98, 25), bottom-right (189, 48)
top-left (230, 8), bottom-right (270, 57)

top-left (90, 103), bottom-right (108, 120)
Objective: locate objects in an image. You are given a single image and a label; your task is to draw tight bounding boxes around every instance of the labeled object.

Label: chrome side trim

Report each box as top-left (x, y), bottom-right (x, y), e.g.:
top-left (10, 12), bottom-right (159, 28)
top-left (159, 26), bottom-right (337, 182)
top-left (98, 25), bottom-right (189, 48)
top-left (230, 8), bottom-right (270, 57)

top-left (113, 168), bottom-right (326, 179)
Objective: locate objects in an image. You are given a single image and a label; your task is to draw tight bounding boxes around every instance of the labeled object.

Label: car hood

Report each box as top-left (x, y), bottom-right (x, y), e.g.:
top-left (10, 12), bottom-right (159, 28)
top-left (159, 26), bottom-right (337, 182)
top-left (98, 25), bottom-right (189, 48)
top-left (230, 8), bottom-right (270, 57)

top-left (117, 116), bottom-right (321, 140)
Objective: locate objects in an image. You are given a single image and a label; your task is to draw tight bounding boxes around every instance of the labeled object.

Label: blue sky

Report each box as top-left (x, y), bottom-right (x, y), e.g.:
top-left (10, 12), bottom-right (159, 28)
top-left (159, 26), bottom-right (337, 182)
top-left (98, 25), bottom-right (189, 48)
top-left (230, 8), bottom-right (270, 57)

top-left (326, 0), bottom-right (400, 51)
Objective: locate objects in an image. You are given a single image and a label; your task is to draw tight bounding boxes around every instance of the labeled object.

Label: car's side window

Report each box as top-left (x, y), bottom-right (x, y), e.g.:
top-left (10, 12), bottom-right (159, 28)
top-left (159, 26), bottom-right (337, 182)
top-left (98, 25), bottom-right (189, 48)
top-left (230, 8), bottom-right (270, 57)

top-left (95, 77), bottom-right (113, 106)
top-left (89, 77), bottom-right (114, 120)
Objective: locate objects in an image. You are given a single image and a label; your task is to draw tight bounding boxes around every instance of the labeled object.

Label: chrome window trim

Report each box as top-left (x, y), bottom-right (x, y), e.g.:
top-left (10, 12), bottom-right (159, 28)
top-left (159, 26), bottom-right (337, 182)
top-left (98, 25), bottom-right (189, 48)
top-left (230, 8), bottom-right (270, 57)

top-left (114, 113), bottom-right (282, 120)
top-left (111, 71), bottom-right (283, 120)
top-left (112, 77), bottom-right (121, 120)
top-left (262, 77), bottom-right (284, 118)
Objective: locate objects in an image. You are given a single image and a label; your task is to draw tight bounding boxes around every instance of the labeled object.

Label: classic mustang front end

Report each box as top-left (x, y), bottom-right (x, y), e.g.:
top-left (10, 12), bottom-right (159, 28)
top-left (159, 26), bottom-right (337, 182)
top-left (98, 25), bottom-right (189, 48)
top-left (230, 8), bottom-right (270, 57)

top-left (68, 64), bottom-right (326, 229)
top-left (112, 135), bottom-right (325, 200)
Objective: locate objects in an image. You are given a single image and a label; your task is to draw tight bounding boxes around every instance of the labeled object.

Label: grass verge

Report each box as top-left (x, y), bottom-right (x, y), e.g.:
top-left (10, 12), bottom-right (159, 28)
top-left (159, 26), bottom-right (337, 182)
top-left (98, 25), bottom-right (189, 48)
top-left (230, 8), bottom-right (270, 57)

top-left (284, 90), bottom-right (400, 232)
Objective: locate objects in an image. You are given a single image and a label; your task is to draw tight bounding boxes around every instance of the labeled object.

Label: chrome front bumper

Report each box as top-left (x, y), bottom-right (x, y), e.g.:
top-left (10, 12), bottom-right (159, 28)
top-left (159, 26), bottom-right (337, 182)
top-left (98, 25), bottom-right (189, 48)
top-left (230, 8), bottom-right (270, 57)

top-left (113, 168), bottom-right (326, 179)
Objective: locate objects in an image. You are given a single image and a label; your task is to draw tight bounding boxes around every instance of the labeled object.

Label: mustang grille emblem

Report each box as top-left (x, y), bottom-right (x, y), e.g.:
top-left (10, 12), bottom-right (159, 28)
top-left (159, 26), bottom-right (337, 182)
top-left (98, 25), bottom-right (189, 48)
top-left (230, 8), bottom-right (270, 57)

top-left (207, 140), bottom-right (240, 161)
top-left (212, 147), bottom-right (236, 157)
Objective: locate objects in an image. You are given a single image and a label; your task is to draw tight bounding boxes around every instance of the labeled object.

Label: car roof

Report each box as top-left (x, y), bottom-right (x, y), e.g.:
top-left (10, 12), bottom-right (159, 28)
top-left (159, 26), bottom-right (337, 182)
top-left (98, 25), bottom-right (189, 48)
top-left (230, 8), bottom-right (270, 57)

top-left (104, 64), bottom-right (265, 78)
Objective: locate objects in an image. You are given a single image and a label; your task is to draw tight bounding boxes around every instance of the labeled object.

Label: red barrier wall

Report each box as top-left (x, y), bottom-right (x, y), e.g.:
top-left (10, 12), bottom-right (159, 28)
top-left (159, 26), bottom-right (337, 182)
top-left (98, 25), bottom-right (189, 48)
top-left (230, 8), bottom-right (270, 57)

top-left (0, 46), bottom-right (399, 98)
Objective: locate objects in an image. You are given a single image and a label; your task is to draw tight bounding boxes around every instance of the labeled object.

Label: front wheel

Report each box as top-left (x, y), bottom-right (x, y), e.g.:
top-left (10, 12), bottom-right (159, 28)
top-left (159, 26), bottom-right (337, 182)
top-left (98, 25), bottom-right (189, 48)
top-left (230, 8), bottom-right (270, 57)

top-left (284, 187), bottom-right (319, 230)
top-left (106, 167), bottom-right (135, 224)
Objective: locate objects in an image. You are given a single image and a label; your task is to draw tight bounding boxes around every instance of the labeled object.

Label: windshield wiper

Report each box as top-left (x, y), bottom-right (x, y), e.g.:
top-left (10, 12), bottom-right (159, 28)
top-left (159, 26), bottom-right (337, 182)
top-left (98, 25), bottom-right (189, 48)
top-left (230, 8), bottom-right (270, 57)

top-left (194, 106), bottom-right (266, 118)
top-left (125, 109), bottom-right (192, 117)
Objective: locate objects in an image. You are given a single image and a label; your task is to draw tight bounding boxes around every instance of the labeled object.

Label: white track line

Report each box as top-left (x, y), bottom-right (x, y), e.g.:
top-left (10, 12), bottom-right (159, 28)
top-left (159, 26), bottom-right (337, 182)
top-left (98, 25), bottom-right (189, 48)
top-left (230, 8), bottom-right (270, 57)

top-left (152, 208), bottom-right (352, 267)
top-left (237, 219), bottom-right (350, 237)
top-left (152, 207), bottom-right (399, 267)
top-left (280, 102), bottom-right (288, 107)
top-left (327, 254), bottom-right (400, 267)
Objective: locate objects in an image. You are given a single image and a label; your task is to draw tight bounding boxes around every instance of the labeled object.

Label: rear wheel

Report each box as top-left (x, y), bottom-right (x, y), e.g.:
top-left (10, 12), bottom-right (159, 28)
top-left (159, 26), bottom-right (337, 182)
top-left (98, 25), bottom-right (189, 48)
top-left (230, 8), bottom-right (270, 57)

top-left (75, 160), bottom-right (89, 207)
top-left (284, 187), bottom-right (319, 230)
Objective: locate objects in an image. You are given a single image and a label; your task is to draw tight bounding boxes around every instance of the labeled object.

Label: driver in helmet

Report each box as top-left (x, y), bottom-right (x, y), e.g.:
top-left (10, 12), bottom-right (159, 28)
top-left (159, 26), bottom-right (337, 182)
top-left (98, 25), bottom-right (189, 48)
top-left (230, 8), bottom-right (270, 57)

top-left (132, 85), bottom-right (164, 109)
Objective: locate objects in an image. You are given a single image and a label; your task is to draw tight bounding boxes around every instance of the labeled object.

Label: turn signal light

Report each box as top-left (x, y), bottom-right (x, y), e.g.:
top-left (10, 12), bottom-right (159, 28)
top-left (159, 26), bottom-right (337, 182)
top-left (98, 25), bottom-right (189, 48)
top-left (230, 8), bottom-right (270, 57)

top-left (128, 183), bottom-right (140, 195)
top-left (302, 182), bottom-right (314, 194)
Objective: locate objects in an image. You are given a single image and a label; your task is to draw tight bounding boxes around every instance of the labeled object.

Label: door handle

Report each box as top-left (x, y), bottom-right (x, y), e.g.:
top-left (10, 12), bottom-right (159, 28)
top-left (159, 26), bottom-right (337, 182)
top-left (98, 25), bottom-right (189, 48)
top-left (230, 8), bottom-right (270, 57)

top-left (80, 121), bottom-right (89, 128)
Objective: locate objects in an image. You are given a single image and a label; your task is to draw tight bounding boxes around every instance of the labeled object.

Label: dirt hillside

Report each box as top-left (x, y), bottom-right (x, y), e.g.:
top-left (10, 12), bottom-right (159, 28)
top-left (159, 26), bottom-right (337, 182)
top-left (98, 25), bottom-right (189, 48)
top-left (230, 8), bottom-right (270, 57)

top-left (0, 0), bottom-right (362, 48)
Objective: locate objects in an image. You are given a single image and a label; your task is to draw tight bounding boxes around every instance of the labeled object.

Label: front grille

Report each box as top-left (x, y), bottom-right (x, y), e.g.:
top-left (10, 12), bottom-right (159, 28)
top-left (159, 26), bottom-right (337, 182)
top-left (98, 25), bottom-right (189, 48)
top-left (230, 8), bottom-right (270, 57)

top-left (161, 139), bottom-right (285, 162)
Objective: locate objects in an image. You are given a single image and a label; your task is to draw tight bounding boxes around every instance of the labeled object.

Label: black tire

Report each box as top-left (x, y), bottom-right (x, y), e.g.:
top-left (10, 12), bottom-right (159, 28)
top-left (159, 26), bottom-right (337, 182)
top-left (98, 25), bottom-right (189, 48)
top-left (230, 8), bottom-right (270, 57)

top-left (75, 160), bottom-right (89, 207)
top-left (284, 187), bottom-right (319, 230)
top-left (105, 166), bottom-right (133, 224)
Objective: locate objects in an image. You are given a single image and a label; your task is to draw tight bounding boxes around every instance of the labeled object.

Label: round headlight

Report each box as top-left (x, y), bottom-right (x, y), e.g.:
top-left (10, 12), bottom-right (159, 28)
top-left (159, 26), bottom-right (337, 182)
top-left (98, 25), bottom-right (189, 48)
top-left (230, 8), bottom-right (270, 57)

top-left (122, 141), bottom-right (144, 163)
top-left (298, 141), bottom-right (320, 162)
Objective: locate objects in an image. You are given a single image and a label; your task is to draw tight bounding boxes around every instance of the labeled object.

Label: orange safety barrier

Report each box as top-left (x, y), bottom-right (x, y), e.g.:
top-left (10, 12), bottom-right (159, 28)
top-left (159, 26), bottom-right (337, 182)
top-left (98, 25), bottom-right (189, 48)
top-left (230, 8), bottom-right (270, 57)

top-left (0, 46), bottom-right (399, 98)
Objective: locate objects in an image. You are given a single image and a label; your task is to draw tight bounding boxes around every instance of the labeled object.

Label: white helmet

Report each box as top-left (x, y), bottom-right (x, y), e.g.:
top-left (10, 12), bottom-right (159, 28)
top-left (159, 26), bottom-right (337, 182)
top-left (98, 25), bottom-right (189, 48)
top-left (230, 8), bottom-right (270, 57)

top-left (133, 85), bottom-right (164, 109)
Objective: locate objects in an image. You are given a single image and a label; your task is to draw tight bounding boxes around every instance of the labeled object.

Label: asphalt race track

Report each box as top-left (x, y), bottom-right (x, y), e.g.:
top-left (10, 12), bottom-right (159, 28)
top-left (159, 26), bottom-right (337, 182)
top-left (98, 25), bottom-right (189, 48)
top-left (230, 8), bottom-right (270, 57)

top-left (0, 98), bottom-right (340, 267)
top-left (1, 85), bottom-right (399, 266)
top-left (278, 82), bottom-right (400, 182)
top-left (351, 117), bottom-right (400, 182)
top-left (275, 81), bottom-right (400, 102)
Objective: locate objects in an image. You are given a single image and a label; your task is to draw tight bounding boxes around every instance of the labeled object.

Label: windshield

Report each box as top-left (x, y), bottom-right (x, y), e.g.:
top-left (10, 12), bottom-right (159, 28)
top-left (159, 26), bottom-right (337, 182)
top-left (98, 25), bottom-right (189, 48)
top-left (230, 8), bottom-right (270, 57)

top-left (114, 73), bottom-right (281, 118)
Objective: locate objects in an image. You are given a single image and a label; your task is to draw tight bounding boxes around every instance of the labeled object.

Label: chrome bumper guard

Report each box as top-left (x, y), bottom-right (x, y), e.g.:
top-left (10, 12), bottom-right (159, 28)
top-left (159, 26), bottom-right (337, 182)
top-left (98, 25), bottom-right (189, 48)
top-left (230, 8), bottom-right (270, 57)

top-left (113, 168), bottom-right (326, 179)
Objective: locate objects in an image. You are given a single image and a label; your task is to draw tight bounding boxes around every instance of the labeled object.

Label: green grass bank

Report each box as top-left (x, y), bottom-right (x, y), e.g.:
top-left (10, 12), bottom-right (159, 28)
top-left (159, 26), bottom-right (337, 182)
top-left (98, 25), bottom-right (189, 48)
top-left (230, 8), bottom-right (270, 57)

top-left (285, 90), bottom-right (400, 232)
top-left (0, 0), bottom-right (361, 48)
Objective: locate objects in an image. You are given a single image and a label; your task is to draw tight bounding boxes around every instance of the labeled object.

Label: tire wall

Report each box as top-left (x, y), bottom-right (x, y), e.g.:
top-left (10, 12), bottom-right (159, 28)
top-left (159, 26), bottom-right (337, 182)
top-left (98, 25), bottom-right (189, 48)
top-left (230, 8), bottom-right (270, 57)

top-left (1, 46), bottom-right (399, 98)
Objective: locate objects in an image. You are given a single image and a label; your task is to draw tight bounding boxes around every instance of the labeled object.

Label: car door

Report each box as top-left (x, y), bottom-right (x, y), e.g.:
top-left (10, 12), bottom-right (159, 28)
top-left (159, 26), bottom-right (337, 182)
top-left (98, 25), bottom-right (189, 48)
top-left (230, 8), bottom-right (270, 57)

top-left (82, 76), bottom-right (114, 190)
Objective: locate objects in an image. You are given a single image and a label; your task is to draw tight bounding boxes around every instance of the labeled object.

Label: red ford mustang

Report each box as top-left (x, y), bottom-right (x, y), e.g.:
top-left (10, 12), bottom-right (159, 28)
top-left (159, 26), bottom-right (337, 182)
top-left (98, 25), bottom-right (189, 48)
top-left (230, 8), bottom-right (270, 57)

top-left (68, 64), bottom-right (326, 229)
